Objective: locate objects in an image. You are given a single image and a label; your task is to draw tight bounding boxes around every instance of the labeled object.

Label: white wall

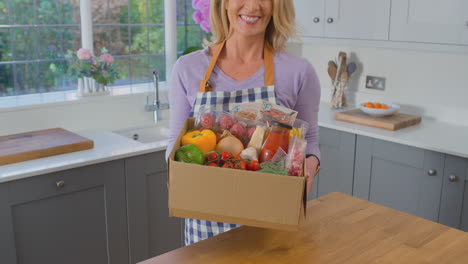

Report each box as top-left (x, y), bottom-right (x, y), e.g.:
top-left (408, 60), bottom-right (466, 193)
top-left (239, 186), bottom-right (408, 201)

top-left (291, 43), bottom-right (468, 127)
top-left (0, 93), bottom-right (169, 135)
top-left (2, 44), bottom-right (467, 136)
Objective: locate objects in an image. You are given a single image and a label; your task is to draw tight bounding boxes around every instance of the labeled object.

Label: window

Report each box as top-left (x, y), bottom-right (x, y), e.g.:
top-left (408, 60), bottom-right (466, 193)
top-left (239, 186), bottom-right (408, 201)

top-left (0, 0), bottom-right (208, 98)
top-left (177, 0), bottom-right (209, 57)
top-left (0, 0), bottom-right (81, 97)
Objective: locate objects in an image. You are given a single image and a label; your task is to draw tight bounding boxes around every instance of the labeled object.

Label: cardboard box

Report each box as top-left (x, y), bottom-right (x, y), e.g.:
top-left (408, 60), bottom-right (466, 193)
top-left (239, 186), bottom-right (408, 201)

top-left (168, 118), bottom-right (307, 231)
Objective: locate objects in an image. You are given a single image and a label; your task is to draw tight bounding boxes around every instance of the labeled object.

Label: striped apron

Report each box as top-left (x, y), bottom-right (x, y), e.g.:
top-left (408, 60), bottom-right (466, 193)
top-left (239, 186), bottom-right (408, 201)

top-left (185, 40), bottom-right (278, 245)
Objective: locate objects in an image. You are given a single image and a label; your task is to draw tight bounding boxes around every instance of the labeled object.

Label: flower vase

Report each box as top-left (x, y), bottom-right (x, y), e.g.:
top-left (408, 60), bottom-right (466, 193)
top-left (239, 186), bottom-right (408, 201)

top-left (77, 77), bottom-right (110, 97)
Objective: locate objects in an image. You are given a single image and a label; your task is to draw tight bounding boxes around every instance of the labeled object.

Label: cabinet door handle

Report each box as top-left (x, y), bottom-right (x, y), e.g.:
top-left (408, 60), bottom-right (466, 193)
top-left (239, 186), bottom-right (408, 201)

top-left (313, 17), bottom-right (320, 23)
top-left (327, 17), bottom-right (334, 24)
top-left (56, 180), bottom-right (65, 188)
top-left (449, 175), bottom-right (458, 182)
top-left (427, 169), bottom-right (437, 176)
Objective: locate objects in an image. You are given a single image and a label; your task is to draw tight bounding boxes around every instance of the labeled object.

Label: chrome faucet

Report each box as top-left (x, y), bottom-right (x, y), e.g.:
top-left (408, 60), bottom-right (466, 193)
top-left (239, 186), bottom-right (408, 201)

top-left (145, 71), bottom-right (169, 122)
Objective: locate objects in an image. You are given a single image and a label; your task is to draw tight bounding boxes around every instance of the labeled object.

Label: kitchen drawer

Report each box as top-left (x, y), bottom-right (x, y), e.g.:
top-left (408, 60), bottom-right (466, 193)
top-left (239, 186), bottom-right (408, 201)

top-left (8, 161), bottom-right (117, 204)
top-left (2, 160), bottom-right (128, 264)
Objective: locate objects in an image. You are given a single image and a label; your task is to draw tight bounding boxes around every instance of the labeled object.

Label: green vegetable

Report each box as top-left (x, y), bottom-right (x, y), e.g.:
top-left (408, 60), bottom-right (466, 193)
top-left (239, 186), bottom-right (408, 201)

top-left (175, 144), bottom-right (205, 165)
top-left (258, 157), bottom-right (287, 175)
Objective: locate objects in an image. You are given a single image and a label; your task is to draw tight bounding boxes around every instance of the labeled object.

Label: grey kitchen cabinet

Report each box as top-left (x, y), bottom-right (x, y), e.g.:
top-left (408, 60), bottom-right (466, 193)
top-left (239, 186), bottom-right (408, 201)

top-left (126, 152), bottom-right (183, 264)
top-left (0, 160), bottom-right (129, 264)
top-left (452, 156), bottom-right (468, 232)
top-left (309, 127), bottom-right (356, 200)
top-left (353, 135), bottom-right (445, 222)
top-left (439, 155), bottom-right (467, 229)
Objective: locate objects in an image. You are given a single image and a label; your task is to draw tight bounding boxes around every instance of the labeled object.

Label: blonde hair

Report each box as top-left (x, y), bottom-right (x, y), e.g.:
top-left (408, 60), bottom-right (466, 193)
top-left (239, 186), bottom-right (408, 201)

top-left (209, 0), bottom-right (298, 51)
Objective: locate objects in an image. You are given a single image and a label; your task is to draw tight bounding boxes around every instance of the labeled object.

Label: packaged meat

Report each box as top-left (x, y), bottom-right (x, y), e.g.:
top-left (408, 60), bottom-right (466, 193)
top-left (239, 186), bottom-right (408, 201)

top-left (230, 123), bottom-right (247, 139)
top-left (260, 101), bottom-right (298, 126)
top-left (194, 106), bottom-right (219, 130)
top-left (286, 137), bottom-right (307, 176)
top-left (218, 113), bottom-right (236, 130)
top-left (232, 102), bottom-right (262, 125)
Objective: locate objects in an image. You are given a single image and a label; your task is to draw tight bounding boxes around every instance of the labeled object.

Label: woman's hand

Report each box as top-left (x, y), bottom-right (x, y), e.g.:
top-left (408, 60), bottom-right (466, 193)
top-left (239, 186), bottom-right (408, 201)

top-left (305, 156), bottom-right (320, 198)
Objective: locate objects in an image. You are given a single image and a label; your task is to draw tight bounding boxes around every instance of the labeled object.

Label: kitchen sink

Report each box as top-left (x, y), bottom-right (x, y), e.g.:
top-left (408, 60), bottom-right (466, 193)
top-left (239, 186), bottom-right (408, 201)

top-left (113, 123), bottom-right (170, 143)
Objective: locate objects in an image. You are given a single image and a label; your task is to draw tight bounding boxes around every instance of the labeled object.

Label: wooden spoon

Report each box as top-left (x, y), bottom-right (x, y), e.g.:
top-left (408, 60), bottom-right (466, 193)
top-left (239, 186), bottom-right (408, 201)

top-left (328, 61), bottom-right (337, 81)
top-left (337, 52), bottom-right (347, 79)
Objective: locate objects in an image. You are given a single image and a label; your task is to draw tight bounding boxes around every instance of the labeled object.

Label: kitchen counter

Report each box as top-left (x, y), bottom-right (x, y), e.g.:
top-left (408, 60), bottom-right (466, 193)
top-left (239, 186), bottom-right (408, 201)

top-left (0, 128), bottom-right (168, 183)
top-left (318, 102), bottom-right (468, 159)
top-left (138, 192), bottom-right (468, 264)
top-left (1, 102), bottom-right (467, 183)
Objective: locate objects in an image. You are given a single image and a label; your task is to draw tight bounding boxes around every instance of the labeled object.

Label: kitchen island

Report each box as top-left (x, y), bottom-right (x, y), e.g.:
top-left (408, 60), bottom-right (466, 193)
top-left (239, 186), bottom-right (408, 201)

top-left (139, 192), bottom-right (468, 264)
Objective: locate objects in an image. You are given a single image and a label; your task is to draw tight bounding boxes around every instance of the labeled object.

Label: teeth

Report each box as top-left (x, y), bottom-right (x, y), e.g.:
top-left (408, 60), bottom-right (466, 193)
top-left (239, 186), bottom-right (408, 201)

top-left (241, 15), bottom-right (260, 22)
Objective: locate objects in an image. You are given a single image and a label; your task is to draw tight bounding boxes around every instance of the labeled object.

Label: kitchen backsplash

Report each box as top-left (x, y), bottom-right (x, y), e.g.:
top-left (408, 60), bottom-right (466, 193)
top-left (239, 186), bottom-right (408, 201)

top-left (0, 92), bottom-right (168, 135)
top-left (1, 43), bottom-right (467, 135)
top-left (288, 42), bottom-right (468, 127)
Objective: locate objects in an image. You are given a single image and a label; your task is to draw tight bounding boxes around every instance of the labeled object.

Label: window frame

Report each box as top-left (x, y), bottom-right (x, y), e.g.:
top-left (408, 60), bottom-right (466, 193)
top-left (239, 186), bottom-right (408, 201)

top-left (0, 0), bottom-right (181, 101)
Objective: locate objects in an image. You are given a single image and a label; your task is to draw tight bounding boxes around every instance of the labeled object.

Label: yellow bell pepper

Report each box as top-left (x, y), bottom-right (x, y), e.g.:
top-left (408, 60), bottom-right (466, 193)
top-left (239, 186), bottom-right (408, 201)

top-left (181, 129), bottom-right (216, 154)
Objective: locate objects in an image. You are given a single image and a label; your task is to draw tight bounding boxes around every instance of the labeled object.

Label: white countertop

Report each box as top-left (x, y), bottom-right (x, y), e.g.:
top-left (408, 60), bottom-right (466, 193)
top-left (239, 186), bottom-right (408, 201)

top-left (0, 130), bottom-right (168, 183)
top-left (1, 102), bottom-right (467, 184)
top-left (318, 102), bottom-right (468, 159)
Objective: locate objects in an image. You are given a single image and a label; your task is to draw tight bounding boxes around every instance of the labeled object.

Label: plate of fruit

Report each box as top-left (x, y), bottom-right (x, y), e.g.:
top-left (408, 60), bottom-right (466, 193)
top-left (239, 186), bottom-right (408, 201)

top-left (359, 102), bottom-right (400, 117)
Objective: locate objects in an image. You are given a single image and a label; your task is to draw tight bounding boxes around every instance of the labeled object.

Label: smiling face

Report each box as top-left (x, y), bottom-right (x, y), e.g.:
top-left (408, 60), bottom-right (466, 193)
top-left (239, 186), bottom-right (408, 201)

top-left (225, 0), bottom-right (273, 39)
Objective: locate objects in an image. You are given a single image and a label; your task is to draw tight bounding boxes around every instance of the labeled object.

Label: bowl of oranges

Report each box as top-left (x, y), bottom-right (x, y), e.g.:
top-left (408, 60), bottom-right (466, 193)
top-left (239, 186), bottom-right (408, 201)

top-left (359, 102), bottom-right (400, 117)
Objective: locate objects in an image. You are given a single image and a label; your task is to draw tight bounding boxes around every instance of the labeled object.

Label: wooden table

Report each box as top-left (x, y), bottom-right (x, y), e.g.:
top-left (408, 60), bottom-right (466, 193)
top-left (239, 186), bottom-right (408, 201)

top-left (139, 193), bottom-right (468, 264)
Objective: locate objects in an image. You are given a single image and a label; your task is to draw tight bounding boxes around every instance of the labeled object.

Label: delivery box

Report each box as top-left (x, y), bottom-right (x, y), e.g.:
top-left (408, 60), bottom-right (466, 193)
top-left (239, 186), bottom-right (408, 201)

top-left (168, 118), bottom-right (307, 231)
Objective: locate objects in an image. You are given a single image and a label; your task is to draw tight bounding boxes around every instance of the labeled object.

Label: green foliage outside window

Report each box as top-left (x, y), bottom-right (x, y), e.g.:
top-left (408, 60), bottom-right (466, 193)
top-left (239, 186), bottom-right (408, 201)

top-left (0, 0), bottom-right (205, 97)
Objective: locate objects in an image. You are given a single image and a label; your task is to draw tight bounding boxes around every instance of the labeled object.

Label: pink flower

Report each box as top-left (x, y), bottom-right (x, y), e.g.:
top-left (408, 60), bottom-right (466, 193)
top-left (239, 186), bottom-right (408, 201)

top-left (192, 10), bottom-right (204, 24)
top-left (99, 53), bottom-right (114, 65)
top-left (192, 0), bottom-right (208, 10)
top-left (192, 0), bottom-right (211, 33)
top-left (200, 20), bottom-right (211, 33)
top-left (76, 48), bottom-right (94, 60)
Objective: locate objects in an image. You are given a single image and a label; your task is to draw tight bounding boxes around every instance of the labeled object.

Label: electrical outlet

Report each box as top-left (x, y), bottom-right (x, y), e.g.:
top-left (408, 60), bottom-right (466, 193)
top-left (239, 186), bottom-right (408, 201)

top-left (365, 76), bottom-right (386, 90)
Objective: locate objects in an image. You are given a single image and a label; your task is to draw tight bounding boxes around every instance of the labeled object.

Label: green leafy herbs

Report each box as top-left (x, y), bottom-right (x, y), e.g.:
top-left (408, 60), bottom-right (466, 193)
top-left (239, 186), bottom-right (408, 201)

top-left (258, 157), bottom-right (287, 175)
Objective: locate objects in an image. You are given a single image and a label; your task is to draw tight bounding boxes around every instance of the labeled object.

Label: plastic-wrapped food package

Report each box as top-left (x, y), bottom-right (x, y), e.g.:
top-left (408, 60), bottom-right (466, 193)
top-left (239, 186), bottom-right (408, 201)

top-left (290, 118), bottom-right (309, 140)
top-left (194, 107), bottom-right (219, 130)
top-left (229, 122), bottom-right (247, 139)
top-left (286, 137), bottom-right (307, 176)
top-left (232, 102), bottom-right (262, 124)
top-left (260, 101), bottom-right (298, 126)
top-left (218, 113), bottom-right (236, 130)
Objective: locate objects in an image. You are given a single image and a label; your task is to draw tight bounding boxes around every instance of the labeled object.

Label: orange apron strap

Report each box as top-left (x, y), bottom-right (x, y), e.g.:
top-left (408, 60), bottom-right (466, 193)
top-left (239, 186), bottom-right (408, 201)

top-left (263, 43), bottom-right (275, 86)
top-left (199, 41), bottom-right (226, 92)
top-left (199, 40), bottom-right (275, 92)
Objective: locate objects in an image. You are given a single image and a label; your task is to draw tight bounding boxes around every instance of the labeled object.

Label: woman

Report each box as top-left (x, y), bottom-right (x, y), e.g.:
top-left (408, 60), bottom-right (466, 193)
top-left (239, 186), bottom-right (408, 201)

top-left (166, 0), bottom-right (321, 245)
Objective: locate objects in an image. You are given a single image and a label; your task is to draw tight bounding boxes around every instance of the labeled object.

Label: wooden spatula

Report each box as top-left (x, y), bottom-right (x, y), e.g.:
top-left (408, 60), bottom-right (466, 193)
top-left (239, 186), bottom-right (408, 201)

top-left (328, 61), bottom-right (337, 81)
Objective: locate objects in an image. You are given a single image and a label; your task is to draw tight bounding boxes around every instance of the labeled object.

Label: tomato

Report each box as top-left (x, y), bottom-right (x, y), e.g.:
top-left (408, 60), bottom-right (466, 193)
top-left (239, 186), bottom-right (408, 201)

top-left (234, 160), bottom-right (247, 170)
top-left (221, 151), bottom-right (232, 160)
top-left (246, 160), bottom-right (261, 171)
top-left (205, 151), bottom-right (219, 163)
top-left (232, 154), bottom-right (242, 160)
top-left (207, 161), bottom-right (218, 167)
top-left (220, 151), bottom-right (232, 165)
top-left (222, 161), bottom-right (234, 169)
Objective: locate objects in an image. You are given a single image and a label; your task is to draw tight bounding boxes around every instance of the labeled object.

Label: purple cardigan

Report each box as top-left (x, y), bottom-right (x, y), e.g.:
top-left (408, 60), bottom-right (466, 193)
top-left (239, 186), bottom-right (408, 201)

top-left (166, 47), bottom-right (321, 160)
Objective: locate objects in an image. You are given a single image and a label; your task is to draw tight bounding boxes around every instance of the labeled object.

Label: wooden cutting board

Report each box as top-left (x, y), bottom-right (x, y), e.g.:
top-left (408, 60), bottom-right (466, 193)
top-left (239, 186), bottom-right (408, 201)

top-left (0, 128), bottom-right (94, 165)
top-left (334, 109), bottom-right (421, 130)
